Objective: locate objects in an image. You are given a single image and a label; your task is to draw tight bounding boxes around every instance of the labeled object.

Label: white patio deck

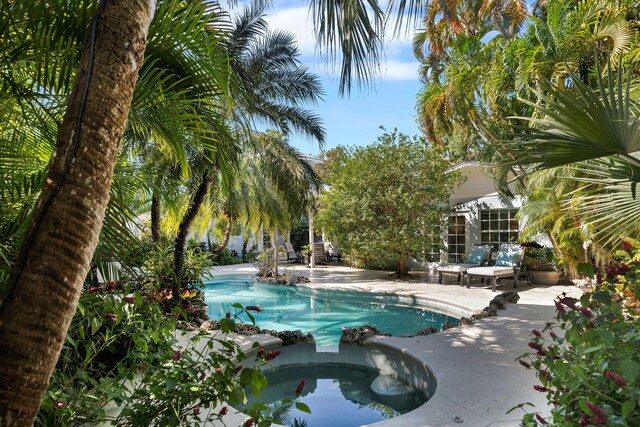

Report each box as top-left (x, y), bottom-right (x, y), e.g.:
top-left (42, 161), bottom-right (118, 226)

top-left (203, 263), bottom-right (583, 427)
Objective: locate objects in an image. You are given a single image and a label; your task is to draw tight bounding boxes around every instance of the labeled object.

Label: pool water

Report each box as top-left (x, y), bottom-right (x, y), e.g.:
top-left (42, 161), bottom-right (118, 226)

top-left (203, 274), bottom-right (459, 347)
top-left (244, 363), bottom-right (427, 427)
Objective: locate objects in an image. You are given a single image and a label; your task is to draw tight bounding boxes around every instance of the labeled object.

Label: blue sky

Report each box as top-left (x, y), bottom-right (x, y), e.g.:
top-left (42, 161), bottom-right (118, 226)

top-left (258, 1), bottom-right (424, 154)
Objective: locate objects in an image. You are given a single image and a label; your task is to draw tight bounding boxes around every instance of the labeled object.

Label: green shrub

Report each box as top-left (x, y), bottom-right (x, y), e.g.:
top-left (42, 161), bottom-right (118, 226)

top-left (39, 287), bottom-right (285, 426)
top-left (211, 247), bottom-right (244, 265)
top-left (516, 242), bottom-right (640, 426)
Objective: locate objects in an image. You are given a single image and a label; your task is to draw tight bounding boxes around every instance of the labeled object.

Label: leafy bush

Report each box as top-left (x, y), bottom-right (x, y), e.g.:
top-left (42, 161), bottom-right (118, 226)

top-left (517, 242), bottom-right (640, 426)
top-left (315, 131), bottom-right (463, 276)
top-left (138, 243), bottom-right (212, 294)
top-left (211, 247), bottom-right (244, 266)
top-left (39, 286), bottom-right (287, 426)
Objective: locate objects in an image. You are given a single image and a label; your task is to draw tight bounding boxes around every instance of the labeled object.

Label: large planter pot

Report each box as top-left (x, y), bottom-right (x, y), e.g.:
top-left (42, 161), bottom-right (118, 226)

top-left (530, 271), bottom-right (561, 286)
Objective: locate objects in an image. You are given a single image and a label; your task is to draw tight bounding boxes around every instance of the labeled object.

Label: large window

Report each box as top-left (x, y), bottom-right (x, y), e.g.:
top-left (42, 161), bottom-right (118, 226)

top-left (480, 209), bottom-right (519, 250)
top-left (420, 225), bottom-right (442, 262)
top-left (447, 215), bottom-right (466, 263)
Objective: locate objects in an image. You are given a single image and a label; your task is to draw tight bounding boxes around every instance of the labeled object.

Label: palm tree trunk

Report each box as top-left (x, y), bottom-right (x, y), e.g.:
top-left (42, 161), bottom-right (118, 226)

top-left (151, 192), bottom-right (161, 243)
top-left (172, 170), bottom-right (215, 297)
top-left (242, 236), bottom-right (249, 258)
top-left (0, 0), bottom-right (153, 423)
top-left (272, 233), bottom-right (279, 277)
top-left (210, 210), bottom-right (232, 256)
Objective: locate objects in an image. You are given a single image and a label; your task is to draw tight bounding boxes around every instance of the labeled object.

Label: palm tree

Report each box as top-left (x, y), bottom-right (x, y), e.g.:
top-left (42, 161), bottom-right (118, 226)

top-left (0, 0), bottom-right (155, 422)
top-left (509, 62), bottom-right (640, 245)
top-left (0, 0), bottom-right (239, 421)
top-left (169, 3), bottom-right (325, 293)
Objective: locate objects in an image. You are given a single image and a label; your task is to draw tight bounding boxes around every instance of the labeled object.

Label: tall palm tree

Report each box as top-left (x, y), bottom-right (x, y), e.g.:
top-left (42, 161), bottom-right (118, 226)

top-left (0, 0), bottom-right (155, 422)
top-left (170, 3), bottom-right (325, 293)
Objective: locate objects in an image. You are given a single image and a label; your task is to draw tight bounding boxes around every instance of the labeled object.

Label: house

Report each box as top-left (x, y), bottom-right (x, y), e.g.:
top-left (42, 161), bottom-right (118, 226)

top-left (429, 161), bottom-right (523, 265)
top-left (410, 161), bottom-right (524, 269)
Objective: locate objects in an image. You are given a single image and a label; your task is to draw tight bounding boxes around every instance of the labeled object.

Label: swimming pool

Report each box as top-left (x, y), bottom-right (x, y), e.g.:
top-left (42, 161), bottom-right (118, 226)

top-left (203, 274), bottom-right (459, 347)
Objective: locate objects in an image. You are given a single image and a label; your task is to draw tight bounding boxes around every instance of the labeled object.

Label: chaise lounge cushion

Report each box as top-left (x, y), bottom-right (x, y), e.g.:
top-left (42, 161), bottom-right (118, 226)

top-left (438, 263), bottom-right (477, 273)
top-left (464, 266), bottom-right (515, 278)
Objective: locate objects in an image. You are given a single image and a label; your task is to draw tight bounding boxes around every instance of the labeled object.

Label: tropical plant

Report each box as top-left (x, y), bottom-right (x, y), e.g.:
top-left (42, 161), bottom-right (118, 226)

top-left (509, 61), bottom-right (640, 245)
top-left (516, 242), bottom-right (640, 426)
top-left (316, 130), bottom-right (463, 276)
top-left (38, 285), bottom-right (281, 426)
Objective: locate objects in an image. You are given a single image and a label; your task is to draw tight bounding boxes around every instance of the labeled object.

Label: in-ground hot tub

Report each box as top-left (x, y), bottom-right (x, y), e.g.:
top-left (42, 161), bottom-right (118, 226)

top-left (240, 342), bottom-right (437, 427)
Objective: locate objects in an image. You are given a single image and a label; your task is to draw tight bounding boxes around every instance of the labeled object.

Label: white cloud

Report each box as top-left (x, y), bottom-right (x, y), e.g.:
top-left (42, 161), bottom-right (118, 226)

top-left (262, 4), bottom-right (421, 81)
top-left (264, 7), bottom-right (317, 57)
top-left (380, 59), bottom-right (420, 80)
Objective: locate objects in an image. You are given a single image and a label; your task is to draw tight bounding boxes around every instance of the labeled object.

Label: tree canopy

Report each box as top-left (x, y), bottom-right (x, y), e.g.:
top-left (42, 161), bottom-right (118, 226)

top-left (316, 130), bottom-right (463, 276)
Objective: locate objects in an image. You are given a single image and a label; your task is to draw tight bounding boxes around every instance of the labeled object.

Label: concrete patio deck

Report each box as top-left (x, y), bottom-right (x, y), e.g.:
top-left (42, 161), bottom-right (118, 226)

top-left (204, 263), bottom-right (583, 427)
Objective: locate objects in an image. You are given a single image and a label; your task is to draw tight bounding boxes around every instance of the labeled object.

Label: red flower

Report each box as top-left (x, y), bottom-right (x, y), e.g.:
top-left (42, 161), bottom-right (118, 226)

top-left (295, 379), bottom-right (306, 396)
top-left (243, 418), bottom-right (254, 427)
top-left (193, 407), bottom-right (201, 416)
top-left (123, 296), bottom-right (135, 304)
top-left (559, 297), bottom-right (577, 309)
top-left (554, 300), bottom-right (565, 313)
top-left (54, 401), bottom-right (65, 409)
top-left (234, 365), bottom-right (243, 374)
top-left (256, 347), bottom-right (265, 358)
top-left (172, 348), bottom-right (184, 361)
top-left (87, 286), bottom-right (103, 294)
top-left (578, 414), bottom-right (590, 427)
top-left (519, 360), bottom-right (531, 369)
top-left (103, 312), bottom-right (117, 321)
top-left (219, 406), bottom-right (228, 416)
top-left (536, 413), bottom-right (548, 425)
top-left (531, 329), bottom-right (541, 338)
top-left (528, 342), bottom-right (542, 351)
top-left (245, 305), bottom-right (263, 312)
top-left (533, 385), bottom-right (547, 392)
top-left (536, 350), bottom-right (547, 356)
top-left (579, 307), bottom-right (593, 318)
top-left (549, 331), bottom-right (558, 340)
top-left (621, 240), bottom-right (633, 252)
top-left (264, 350), bottom-right (281, 361)
top-left (605, 370), bottom-right (627, 388)
top-left (538, 369), bottom-right (550, 379)
top-left (586, 402), bottom-right (608, 425)
top-left (106, 281), bottom-right (117, 292)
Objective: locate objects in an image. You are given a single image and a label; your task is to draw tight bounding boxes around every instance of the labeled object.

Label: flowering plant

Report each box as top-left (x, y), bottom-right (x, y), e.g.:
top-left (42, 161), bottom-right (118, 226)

top-left (515, 241), bottom-right (640, 426)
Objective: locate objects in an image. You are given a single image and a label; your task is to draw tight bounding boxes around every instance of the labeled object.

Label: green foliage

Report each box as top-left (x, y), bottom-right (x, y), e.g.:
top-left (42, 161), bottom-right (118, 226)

top-left (39, 286), bottom-right (284, 426)
top-left (139, 243), bottom-right (212, 295)
top-left (517, 243), bottom-right (640, 425)
top-left (316, 130), bottom-right (463, 275)
top-left (524, 248), bottom-right (558, 272)
top-left (211, 248), bottom-right (244, 266)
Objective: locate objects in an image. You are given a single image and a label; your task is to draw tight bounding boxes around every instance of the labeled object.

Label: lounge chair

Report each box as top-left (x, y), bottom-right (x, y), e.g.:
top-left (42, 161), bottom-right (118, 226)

top-left (437, 245), bottom-right (492, 286)
top-left (465, 243), bottom-right (526, 292)
top-left (283, 242), bottom-right (298, 262)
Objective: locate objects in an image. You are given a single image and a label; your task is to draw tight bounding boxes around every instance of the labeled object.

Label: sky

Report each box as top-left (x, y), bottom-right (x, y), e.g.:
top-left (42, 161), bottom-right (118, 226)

top-left (253, 1), bottom-right (424, 154)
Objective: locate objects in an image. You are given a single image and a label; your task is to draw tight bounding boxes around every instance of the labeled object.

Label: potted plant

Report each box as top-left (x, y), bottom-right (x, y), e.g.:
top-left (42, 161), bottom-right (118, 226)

top-left (525, 248), bottom-right (562, 285)
top-left (301, 244), bottom-right (312, 266)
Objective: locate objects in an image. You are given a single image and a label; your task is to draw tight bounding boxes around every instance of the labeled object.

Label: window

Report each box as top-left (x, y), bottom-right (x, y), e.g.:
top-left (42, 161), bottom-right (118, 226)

top-left (480, 209), bottom-right (519, 250)
top-left (231, 224), bottom-right (243, 236)
top-left (447, 215), bottom-right (466, 263)
top-left (420, 225), bottom-right (442, 262)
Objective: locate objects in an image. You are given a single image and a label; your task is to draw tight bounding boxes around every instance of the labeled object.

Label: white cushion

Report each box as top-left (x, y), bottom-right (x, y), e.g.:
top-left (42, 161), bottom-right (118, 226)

top-left (438, 263), bottom-right (478, 273)
top-left (466, 266), bottom-right (515, 278)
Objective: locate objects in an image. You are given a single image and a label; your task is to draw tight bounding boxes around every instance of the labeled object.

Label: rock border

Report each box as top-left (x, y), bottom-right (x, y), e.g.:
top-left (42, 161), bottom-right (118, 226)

top-left (340, 291), bottom-right (521, 344)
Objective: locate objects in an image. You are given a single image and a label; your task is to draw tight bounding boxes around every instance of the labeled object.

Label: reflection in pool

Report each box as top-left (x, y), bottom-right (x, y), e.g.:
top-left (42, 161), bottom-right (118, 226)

top-left (244, 363), bottom-right (427, 427)
top-left (204, 274), bottom-right (459, 347)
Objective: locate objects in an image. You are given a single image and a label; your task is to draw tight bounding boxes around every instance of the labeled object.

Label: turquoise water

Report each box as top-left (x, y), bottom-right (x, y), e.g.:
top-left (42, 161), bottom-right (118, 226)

top-left (203, 274), bottom-right (459, 347)
top-left (244, 363), bottom-right (426, 427)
